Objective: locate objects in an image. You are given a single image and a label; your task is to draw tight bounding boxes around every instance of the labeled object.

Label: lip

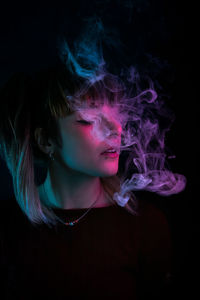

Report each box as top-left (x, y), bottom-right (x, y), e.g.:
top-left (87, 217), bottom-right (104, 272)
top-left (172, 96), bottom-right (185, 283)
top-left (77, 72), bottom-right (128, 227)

top-left (100, 152), bottom-right (119, 158)
top-left (101, 145), bottom-right (121, 155)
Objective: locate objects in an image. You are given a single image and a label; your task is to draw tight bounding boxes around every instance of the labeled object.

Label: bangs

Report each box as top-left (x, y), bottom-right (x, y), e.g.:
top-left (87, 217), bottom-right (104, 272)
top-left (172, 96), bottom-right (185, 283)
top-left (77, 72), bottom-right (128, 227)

top-left (62, 74), bottom-right (125, 113)
top-left (42, 63), bottom-right (126, 122)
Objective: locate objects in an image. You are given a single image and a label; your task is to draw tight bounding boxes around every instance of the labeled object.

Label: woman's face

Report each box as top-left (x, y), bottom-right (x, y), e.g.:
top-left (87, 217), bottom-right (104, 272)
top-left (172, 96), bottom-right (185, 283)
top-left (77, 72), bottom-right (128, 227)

top-left (54, 104), bottom-right (122, 177)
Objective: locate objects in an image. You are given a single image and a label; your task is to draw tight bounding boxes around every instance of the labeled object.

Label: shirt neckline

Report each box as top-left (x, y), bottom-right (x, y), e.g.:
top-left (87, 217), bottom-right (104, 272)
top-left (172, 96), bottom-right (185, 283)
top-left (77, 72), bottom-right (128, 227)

top-left (52, 203), bottom-right (116, 213)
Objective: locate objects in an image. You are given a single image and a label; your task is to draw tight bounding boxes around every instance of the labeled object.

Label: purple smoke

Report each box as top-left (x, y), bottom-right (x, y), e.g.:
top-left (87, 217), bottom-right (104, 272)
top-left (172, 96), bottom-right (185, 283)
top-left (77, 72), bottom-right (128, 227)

top-left (57, 18), bottom-right (186, 208)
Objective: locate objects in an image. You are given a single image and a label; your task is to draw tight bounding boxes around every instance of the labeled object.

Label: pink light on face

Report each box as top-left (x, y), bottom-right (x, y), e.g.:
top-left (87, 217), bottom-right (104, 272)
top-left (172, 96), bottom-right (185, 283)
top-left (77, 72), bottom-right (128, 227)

top-left (75, 104), bottom-right (122, 152)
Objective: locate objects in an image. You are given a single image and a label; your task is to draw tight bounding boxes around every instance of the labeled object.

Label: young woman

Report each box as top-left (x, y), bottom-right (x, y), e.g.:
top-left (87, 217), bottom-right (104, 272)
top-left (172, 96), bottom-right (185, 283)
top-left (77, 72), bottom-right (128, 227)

top-left (0, 21), bottom-right (186, 299)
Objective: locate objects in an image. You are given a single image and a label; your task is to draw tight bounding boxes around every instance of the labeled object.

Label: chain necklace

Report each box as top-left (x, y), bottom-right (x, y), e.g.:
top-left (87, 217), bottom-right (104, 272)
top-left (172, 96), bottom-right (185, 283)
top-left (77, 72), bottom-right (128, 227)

top-left (42, 183), bottom-right (102, 226)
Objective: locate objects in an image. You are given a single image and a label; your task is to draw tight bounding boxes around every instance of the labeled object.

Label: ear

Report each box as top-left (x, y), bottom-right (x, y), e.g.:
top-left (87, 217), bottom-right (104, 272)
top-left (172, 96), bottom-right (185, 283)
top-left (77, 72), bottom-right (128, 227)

top-left (34, 128), bottom-right (54, 155)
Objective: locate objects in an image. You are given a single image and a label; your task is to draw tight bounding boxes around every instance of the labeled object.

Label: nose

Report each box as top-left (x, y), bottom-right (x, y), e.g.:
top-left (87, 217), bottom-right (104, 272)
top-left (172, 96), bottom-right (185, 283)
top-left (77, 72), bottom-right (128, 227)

top-left (105, 117), bottom-right (122, 138)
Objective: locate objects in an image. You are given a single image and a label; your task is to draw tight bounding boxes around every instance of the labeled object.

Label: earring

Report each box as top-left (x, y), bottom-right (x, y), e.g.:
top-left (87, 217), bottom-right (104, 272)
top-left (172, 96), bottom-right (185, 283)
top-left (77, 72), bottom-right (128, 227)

top-left (49, 151), bottom-right (55, 161)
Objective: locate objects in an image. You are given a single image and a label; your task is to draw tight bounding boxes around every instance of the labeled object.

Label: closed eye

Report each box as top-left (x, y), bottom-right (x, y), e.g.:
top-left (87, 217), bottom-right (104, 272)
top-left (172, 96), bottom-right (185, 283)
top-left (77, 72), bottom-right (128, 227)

top-left (76, 120), bottom-right (93, 125)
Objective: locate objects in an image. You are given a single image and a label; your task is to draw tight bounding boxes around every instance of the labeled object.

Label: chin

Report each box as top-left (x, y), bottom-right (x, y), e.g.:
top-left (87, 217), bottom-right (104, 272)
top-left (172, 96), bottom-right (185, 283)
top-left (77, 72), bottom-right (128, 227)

top-left (100, 168), bottom-right (118, 177)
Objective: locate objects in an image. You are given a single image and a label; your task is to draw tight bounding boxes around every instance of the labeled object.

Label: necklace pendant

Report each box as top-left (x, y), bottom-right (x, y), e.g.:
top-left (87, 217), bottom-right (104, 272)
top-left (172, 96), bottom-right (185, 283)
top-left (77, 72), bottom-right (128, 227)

top-left (69, 222), bottom-right (74, 226)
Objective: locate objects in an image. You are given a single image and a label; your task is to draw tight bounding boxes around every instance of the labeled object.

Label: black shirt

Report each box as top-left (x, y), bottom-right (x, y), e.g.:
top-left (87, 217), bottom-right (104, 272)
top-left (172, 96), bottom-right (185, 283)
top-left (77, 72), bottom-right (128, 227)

top-left (1, 196), bottom-right (172, 299)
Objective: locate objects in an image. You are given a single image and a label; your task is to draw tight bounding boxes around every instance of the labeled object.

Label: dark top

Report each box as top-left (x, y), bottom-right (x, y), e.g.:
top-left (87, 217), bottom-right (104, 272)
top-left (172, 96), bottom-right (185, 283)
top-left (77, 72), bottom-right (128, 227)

top-left (0, 196), bottom-right (172, 300)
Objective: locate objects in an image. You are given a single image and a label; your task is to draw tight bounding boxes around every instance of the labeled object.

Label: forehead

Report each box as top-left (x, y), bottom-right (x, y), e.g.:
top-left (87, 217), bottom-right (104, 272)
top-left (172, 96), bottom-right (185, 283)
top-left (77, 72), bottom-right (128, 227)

top-left (75, 103), bottom-right (119, 116)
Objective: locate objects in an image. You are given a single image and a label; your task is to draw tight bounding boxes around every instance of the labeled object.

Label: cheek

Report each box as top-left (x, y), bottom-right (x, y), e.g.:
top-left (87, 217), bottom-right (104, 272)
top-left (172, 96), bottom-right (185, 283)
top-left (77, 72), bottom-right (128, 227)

top-left (75, 129), bottom-right (100, 154)
top-left (59, 132), bottom-right (98, 165)
top-left (57, 135), bottom-right (119, 177)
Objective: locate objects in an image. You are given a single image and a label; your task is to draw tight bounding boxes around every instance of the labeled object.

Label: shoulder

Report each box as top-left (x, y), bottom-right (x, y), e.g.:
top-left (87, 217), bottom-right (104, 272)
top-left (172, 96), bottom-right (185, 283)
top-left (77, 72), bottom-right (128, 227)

top-left (138, 196), bottom-right (170, 230)
top-left (136, 196), bottom-right (172, 259)
top-left (136, 198), bottom-right (173, 299)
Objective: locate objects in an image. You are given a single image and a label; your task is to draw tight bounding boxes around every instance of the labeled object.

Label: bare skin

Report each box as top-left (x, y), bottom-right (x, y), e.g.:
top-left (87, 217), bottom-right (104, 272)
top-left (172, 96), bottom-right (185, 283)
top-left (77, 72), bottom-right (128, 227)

top-left (36, 104), bottom-right (122, 209)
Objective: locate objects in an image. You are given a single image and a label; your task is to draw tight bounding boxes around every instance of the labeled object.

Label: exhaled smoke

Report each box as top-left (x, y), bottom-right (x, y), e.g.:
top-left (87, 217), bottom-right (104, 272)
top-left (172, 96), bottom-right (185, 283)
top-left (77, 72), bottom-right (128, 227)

top-left (57, 17), bottom-right (186, 208)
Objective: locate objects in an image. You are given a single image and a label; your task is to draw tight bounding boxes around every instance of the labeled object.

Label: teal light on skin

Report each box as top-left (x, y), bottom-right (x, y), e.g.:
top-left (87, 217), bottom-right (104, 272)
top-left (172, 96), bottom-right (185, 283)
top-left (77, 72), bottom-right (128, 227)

top-left (37, 104), bottom-right (122, 210)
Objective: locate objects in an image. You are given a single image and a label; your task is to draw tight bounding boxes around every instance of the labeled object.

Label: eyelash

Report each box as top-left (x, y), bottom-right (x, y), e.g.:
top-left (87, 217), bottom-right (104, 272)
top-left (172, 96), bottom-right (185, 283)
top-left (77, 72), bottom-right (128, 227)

top-left (77, 120), bottom-right (93, 125)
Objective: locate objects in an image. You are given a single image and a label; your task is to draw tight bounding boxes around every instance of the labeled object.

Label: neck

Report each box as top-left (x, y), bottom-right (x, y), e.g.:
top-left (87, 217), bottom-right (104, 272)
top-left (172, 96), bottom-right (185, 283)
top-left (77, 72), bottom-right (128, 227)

top-left (38, 162), bottom-right (111, 210)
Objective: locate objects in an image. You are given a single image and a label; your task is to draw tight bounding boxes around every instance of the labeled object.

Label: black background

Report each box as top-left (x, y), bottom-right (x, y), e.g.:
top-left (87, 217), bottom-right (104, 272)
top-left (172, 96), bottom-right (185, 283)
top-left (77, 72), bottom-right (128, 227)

top-left (0, 0), bottom-right (198, 297)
